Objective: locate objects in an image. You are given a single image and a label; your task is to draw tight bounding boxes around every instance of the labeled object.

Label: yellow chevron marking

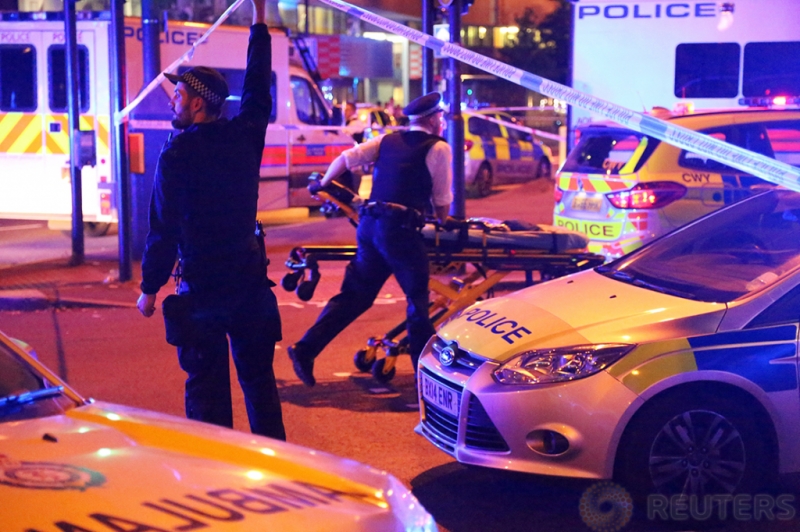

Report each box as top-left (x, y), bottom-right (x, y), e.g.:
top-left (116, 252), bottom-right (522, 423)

top-left (45, 115), bottom-right (70, 155)
top-left (96, 115), bottom-right (110, 155)
top-left (0, 114), bottom-right (37, 153)
top-left (23, 134), bottom-right (44, 154)
top-left (15, 115), bottom-right (43, 154)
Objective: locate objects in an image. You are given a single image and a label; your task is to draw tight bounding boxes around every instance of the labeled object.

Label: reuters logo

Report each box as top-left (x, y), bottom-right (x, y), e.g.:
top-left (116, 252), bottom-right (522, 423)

top-left (579, 481), bottom-right (634, 532)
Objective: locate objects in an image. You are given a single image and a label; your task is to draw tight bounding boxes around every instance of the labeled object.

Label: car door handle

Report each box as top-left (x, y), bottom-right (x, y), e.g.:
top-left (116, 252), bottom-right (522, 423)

top-left (297, 135), bottom-right (306, 142)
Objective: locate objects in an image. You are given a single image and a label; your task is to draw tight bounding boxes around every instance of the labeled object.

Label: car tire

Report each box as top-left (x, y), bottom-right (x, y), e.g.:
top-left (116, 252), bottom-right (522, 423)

top-left (536, 158), bottom-right (552, 180)
top-left (85, 222), bottom-right (111, 237)
top-left (614, 388), bottom-right (772, 502)
top-left (471, 163), bottom-right (493, 198)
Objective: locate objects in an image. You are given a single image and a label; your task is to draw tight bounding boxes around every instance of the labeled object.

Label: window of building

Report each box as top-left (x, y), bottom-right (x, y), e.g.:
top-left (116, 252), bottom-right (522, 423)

top-left (743, 42), bottom-right (800, 98)
top-left (0, 45), bottom-right (37, 111)
top-left (674, 43), bottom-right (740, 99)
top-left (48, 45), bottom-right (90, 112)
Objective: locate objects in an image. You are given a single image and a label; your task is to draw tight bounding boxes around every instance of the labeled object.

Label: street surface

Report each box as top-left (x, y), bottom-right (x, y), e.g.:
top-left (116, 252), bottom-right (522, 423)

top-left (1, 180), bottom-right (796, 531)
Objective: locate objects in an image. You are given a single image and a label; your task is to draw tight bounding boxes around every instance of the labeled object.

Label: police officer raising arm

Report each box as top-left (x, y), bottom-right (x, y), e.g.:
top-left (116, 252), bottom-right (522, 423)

top-left (289, 92), bottom-right (453, 387)
top-left (136, 0), bottom-right (286, 440)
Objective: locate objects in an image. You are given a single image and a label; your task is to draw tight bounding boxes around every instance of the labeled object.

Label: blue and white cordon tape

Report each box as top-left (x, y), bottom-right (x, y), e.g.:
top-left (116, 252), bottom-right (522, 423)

top-left (317, 0), bottom-right (800, 191)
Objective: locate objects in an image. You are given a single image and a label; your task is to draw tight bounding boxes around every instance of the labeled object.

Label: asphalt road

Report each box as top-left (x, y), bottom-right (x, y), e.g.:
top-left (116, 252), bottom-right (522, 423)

top-left (2, 180), bottom-right (798, 531)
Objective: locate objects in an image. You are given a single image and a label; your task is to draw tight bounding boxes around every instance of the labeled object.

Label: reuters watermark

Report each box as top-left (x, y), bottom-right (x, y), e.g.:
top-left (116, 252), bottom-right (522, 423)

top-left (578, 482), bottom-right (797, 531)
top-left (647, 493), bottom-right (796, 522)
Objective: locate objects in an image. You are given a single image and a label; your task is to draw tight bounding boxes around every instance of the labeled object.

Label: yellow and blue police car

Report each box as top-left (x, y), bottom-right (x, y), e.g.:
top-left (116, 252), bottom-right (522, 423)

top-left (465, 112), bottom-right (553, 197)
top-left (0, 330), bottom-right (436, 531)
top-left (418, 188), bottom-right (800, 500)
top-left (554, 108), bottom-right (800, 261)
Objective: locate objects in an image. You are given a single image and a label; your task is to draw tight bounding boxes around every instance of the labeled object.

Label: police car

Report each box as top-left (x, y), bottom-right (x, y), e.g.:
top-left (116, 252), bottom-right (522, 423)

top-left (554, 109), bottom-right (800, 260)
top-left (0, 330), bottom-right (436, 531)
top-left (418, 188), bottom-right (800, 499)
top-left (465, 112), bottom-right (553, 197)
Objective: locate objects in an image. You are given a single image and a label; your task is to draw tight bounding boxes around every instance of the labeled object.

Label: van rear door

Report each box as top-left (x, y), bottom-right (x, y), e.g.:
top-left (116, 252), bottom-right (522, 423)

top-left (0, 27), bottom-right (45, 219)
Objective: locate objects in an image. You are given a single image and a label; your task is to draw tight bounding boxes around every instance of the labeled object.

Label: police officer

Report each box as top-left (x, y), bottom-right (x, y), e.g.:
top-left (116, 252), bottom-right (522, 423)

top-left (136, 0), bottom-right (285, 440)
top-left (288, 92), bottom-right (453, 386)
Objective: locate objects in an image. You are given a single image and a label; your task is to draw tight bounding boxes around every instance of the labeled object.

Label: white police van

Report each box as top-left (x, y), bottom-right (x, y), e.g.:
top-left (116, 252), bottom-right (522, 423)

top-left (570, 0), bottom-right (800, 130)
top-left (0, 11), bottom-right (354, 234)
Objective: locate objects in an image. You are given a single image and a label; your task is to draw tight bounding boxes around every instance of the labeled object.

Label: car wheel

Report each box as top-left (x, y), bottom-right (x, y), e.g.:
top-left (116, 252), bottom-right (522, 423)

top-left (471, 163), bottom-right (493, 198)
top-left (615, 390), bottom-right (771, 501)
top-left (536, 158), bottom-right (552, 180)
top-left (84, 222), bottom-right (111, 237)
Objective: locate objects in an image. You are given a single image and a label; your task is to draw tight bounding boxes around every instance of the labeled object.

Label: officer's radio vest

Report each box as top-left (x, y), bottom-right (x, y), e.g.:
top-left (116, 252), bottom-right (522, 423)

top-left (370, 131), bottom-right (443, 214)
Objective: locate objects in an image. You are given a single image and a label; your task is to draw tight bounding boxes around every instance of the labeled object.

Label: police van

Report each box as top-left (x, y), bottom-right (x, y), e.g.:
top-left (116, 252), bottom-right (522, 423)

top-left (0, 11), bottom-right (353, 233)
top-left (556, 0), bottom-right (800, 259)
top-left (570, 0), bottom-right (800, 130)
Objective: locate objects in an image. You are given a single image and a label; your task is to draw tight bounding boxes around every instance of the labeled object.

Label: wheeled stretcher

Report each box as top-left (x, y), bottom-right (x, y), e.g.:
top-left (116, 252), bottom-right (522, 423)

top-left (281, 179), bottom-right (605, 383)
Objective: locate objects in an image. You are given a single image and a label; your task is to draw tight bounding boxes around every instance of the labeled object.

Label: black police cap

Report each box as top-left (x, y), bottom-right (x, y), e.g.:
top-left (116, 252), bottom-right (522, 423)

top-left (164, 66), bottom-right (230, 107)
top-left (403, 92), bottom-right (443, 120)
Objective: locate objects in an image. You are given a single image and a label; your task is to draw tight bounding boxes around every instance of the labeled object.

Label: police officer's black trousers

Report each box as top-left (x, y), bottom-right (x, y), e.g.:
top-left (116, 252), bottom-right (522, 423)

top-left (177, 278), bottom-right (285, 440)
top-left (295, 215), bottom-right (435, 371)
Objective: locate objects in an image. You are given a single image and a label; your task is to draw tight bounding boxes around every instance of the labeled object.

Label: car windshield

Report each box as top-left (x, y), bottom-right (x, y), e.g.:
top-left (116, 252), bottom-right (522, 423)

top-left (563, 127), bottom-right (654, 175)
top-left (0, 336), bottom-right (75, 422)
top-left (597, 190), bottom-right (800, 303)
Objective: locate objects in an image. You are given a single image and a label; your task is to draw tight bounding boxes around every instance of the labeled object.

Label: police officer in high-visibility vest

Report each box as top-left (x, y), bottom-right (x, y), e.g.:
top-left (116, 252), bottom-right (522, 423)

top-left (288, 92), bottom-right (453, 387)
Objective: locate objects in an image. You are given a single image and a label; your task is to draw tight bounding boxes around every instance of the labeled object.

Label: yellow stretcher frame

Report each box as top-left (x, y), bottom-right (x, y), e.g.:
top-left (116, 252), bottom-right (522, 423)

top-left (281, 179), bottom-right (605, 383)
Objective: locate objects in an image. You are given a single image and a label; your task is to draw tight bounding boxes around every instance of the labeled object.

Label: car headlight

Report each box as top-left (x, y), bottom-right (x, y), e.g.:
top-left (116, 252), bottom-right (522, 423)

top-left (493, 344), bottom-right (635, 385)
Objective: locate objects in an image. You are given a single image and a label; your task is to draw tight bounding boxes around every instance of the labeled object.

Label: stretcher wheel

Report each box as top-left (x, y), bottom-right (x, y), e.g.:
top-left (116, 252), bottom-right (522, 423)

top-left (371, 357), bottom-right (396, 383)
top-left (353, 349), bottom-right (375, 373)
top-left (281, 270), bottom-right (303, 292)
top-left (296, 269), bottom-right (321, 301)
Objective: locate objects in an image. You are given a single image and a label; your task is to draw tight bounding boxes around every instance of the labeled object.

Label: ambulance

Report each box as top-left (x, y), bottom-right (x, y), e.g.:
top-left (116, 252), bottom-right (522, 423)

top-left (0, 328), bottom-right (436, 530)
top-left (0, 11), bottom-right (353, 233)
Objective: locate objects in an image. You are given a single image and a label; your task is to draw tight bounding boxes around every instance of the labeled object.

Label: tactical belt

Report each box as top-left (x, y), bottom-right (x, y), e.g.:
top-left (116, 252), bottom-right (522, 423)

top-left (360, 201), bottom-right (425, 229)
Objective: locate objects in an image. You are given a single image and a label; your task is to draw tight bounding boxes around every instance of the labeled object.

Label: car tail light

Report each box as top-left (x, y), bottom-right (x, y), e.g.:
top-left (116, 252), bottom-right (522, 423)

top-left (464, 139), bottom-right (474, 151)
top-left (606, 182), bottom-right (686, 209)
top-left (553, 187), bottom-right (564, 203)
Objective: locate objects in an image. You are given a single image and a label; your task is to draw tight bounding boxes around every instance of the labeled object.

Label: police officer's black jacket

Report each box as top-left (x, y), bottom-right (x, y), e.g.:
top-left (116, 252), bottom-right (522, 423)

top-left (141, 25), bottom-right (271, 295)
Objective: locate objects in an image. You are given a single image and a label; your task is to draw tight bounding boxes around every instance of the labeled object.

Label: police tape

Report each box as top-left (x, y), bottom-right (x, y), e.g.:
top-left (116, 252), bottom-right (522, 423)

top-left (116, 0), bottom-right (247, 125)
top-left (317, 0), bottom-right (800, 191)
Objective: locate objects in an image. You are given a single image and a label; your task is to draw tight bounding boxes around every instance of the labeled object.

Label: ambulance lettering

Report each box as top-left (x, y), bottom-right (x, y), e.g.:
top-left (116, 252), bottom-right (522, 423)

top-left (27, 480), bottom-right (368, 531)
top-left (461, 307), bottom-right (532, 344)
top-left (681, 172), bottom-right (711, 183)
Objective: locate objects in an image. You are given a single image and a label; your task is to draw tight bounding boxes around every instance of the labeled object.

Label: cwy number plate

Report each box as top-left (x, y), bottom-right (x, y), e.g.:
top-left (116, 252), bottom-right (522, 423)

top-left (421, 374), bottom-right (460, 417)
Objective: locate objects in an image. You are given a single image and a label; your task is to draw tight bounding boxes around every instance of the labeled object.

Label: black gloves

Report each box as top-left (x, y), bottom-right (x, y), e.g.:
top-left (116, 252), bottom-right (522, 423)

top-left (308, 173), bottom-right (323, 195)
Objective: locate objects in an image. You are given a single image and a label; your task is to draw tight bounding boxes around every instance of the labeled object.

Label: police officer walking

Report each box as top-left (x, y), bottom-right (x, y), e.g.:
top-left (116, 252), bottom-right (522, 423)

top-left (288, 92), bottom-right (453, 386)
top-left (136, 0), bottom-right (285, 440)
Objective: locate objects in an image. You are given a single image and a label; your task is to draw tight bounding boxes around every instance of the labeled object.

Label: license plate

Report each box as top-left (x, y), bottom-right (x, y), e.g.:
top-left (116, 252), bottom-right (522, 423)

top-left (571, 195), bottom-right (602, 212)
top-left (421, 373), bottom-right (460, 417)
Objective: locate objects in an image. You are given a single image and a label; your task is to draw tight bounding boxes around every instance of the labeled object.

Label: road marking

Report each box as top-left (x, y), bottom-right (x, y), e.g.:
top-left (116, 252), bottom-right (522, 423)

top-left (0, 223), bottom-right (44, 232)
